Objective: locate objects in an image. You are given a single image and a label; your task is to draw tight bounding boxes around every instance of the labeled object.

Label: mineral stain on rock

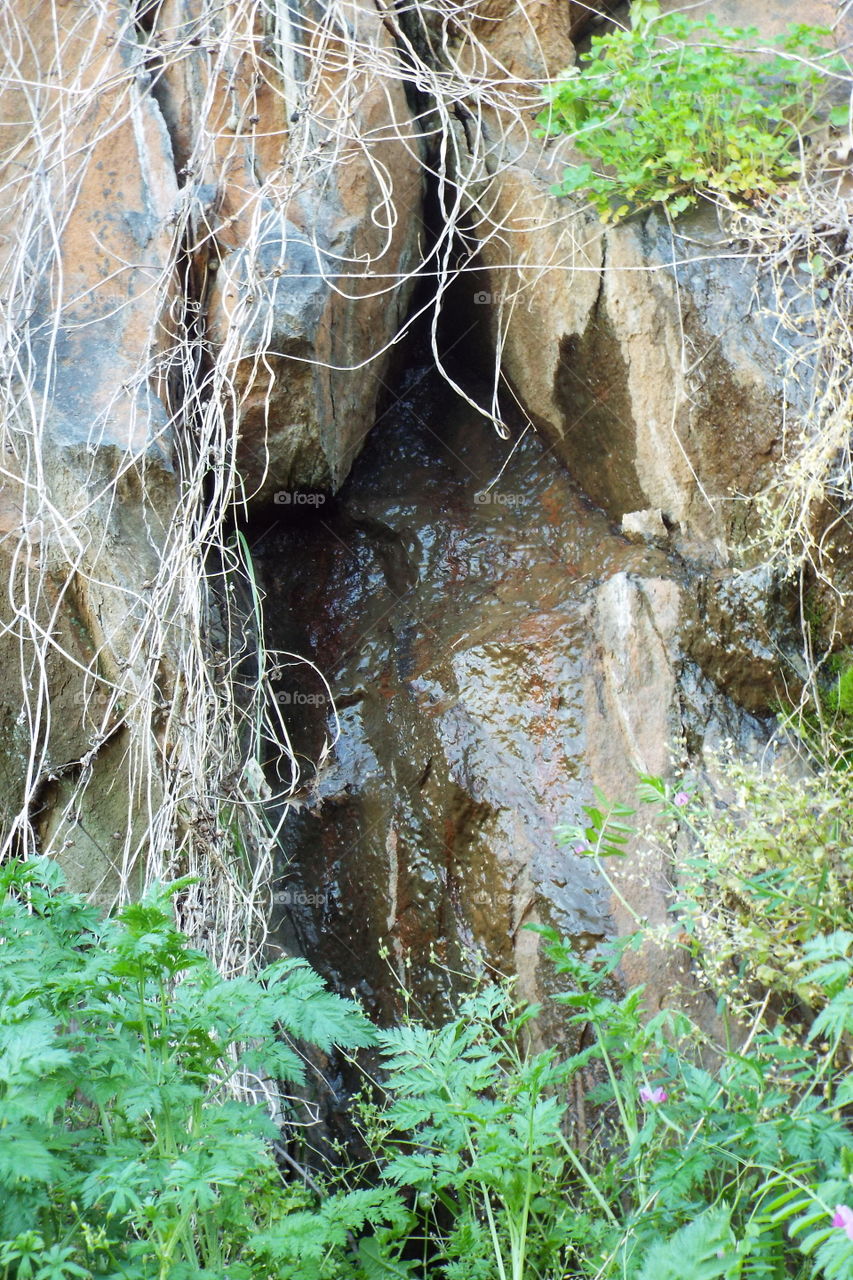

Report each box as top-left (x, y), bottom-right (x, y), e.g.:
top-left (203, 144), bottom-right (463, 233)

top-left (253, 361), bottom-right (692, 1021)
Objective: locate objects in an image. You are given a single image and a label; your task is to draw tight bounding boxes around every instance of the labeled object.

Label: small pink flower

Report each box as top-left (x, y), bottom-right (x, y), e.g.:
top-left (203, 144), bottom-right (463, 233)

top-left (832, 1205), bottom-right (853, 1241)
top-left (673, 791), bottom-right (689, 808)
top-left (573, 842), bottom-right (588, 855)
top-left (639, 1086), bottom-right (668, 1104)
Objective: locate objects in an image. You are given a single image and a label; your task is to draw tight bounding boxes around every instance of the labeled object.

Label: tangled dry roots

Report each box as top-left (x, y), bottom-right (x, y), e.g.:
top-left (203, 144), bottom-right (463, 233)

top-left (0, 0), bottom-right (559, 972)
top-left (732, 159), bottom-right (853, 590)
top-left (1, 0), bottom-right (849, 973)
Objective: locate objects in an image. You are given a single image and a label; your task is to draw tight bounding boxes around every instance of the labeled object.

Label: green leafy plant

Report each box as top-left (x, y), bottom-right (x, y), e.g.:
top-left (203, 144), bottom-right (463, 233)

top-left (779, 641), bottom-right (853, 772)
top-left (544, 766), bottom-right (853, 1277)
top-left (560, 765), bottom-right (853, 1029)
top-left (0, 857), bottom-right (398, 1280)
top-left (354, 984), bottom-right (581, 1280)
top-left (353, 926), bottom-right (853, 1279)
top-left (826, 654), bottom-right (853, 719)
top-left (670, 765), bottom-right (851, 1026)
top-left (3, 822), bottom-right (852, 1280)
top-left (816, 654), bottom-right (853, 766)
top-left (539, 925), bottom-right (853, 1280)
top-left (536, 0), bottom-right (845, 222)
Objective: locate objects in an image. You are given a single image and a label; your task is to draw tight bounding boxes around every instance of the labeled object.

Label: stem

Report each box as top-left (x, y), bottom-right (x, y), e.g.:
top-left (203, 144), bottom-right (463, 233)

top-left (479, 1181), bottom-right (508, 1280)
top-left (510, 1102), bottom-right (536, 1280)
top-left (596, 1035), bottom-right (646, 1203)
top-left (597, 1034), bottom-right (635, 1145)
top-left (557, 1133), bottom-right (619, 1226)
top-left (593, 854), bottom-right (647, 928)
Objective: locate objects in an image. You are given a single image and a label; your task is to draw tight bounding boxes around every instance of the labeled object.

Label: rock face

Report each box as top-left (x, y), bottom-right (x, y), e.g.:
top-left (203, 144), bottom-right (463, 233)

top-left (253, 361), bottom-right (769, 1026)
top-left (265, 0), bottom-right (842, 1016)
top-left (246, 0), bottom-right (849, 1017)
top-left (463, 150), bottom-right (813, 563)
top-left (0, 0), bottom-right (423, 919)
top-left (453, 0), bottom-right (850, 559)
top-left (155, 0), bottom-right (423, 500)
top-left (559, 209), bottom-right (801, 555)
top-left (0, 0), bottom-right (181, 892)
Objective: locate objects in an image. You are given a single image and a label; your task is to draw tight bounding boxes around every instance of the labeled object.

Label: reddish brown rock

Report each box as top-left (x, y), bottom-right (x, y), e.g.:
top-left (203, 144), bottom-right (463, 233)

top-left (157, 0), bottom-right (423, 501)
top-left (0, 0), bottom-right (180, 890)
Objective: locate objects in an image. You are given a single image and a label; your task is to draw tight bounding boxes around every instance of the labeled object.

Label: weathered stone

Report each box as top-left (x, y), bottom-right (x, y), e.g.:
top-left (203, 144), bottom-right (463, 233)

top-left (684, 566), bottom-right (804, 713)
top-left (0, 0), bottom-right (180, 880)
top-left (580, 571), bottom-right (715, 1021)
top-left (0, 0), bottom-right (424, 887)
top-left (469, 170), bottom-right (811, 559)
top-left (2, 0), bottom-right (849, 1063)
top-left (621, 509), bottom-right (669, 543)
top-left (254, 368), bottom-right (755, 1033)
top-left (157, 0), bottom-right (424, 502)
top-left (35, 730), bottom-right (150, 905)
top-left (459, 0), bottom-right (575, 82)
top-left (455, 4), bottom-right (852, 562)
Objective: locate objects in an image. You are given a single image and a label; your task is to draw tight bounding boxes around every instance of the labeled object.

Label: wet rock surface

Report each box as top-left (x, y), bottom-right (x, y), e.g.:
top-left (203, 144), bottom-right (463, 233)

top-left (449, 2), bottom-right (853, 562)
top-left (253, 360), bottom-right (769, 1026)
top-left (0, 0), bottom-right (422, 890)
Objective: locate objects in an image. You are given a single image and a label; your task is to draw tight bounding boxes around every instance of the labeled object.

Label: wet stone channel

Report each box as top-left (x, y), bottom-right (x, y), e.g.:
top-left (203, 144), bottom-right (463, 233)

top-left (251, 362), bottom-right (682, 1022)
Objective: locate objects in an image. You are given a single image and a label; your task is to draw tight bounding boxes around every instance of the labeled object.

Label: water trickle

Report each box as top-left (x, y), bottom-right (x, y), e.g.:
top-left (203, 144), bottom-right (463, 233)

top-left (253, 362), bottom-right (675, 1019)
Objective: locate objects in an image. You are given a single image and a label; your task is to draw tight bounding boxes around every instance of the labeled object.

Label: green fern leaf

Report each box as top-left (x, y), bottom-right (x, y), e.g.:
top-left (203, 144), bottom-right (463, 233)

top-left (633, 1206), bottom-right (737, 1280)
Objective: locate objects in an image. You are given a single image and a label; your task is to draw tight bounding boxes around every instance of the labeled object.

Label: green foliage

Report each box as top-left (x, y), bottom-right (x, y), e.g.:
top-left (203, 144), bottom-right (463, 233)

top-left (633, 1207), bottom-right (738, 1280)
top-left (354, 925), bottom-right (853, 1280)
top-left (0, 857), bottom-right (387, 1280)
top-left (3, 836), bottom-right (852, 1280)
top-left (542, 924), bottom-right (853, 1279)
top-left (562, 763), bottom-right (853, 1029)
top-left (827, 655), bottom-right (853, 720)
top-left (355, 984), bottom-right (577, 1280)
top-left (668, 763), bottom-right (852, 1025)
top-left (560, 785), bottom-right (636, 859)
top-left (818, 653), bottom-right (853, 764)
top-left (544, 764), bottom-right (853, 1278)
top-left (536, 1), bottom-right (845, 222)
top-left (783, 645), bottom-right (853, 771)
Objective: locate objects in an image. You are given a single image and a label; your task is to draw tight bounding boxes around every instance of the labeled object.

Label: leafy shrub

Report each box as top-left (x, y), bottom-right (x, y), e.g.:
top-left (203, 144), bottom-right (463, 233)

top-left (560, 766), bottom-right (853, 1028)
top-left (0, 857), bottom-right (398, 1279)
top-left (661, 765), bottom-right (851, 1029)
top-left (3, 850), bottom-right (852, 1280)
top-left (672, 764), bottom-right (853, 1023)
top-left (358, 929), bottom-right (853, 1280)
top-left (780, 637), bottom-right (853, 771)
top-left (536, 0), bottom-right (845, 222)
top-left (354, 984), bottom-right (577, 1280)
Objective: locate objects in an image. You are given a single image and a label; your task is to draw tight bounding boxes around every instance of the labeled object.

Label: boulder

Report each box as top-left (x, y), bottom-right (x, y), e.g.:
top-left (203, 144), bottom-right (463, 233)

top-left (452, 0), bottom-right (851, 559)
top-left (0, 0), bottom-right (425, 904)
top-left (466, 162), bottom-right (814, 559)
top-left (0, 0), bottom-right (180, 891)
top-left (156, 0), bottom-right (424, 502)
